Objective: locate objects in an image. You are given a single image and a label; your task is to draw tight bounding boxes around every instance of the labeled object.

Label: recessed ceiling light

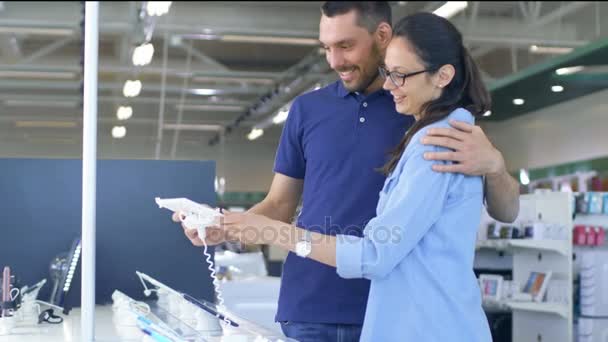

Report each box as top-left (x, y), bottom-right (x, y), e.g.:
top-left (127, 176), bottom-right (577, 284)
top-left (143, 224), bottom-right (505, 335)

top-left (433, 1), bottom-right (468, 19)
top-left (247, 128), bottom-right (264, 141)
top-left (529, 45), bottom-right (573, 55)
top-left (551, 85), bottom-right (564, 93)
top-left (112, 126), bottom-right (126, 138)
top-left (555, 66), bottom-right (584, 75)
top-left (116, 106), bottom-right (133, 120)
top-left (190, 88), bottom-right (220, 96)
top-left (519, 169), bottom-right (530, 186)
top-left (513, 98), bottom-right (525, 105)
top-left (273, 108), bottom-right (289, 124)
top-left (123, 80), bottom-right (142, 97)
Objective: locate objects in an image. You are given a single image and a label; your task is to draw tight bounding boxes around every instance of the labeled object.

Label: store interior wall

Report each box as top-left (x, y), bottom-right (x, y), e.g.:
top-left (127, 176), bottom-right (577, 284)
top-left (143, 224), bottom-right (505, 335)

top-left (0, 158), bottom-right (217, 305)
top-left (0, 133), bottom-right (281, 193)
top-left (482, 88), bottom-right (608, 173)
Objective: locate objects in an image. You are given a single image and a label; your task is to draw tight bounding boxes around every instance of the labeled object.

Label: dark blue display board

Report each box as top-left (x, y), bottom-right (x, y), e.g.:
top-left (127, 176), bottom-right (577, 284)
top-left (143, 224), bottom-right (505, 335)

top-left (0, 158), bottom-right (217, 306)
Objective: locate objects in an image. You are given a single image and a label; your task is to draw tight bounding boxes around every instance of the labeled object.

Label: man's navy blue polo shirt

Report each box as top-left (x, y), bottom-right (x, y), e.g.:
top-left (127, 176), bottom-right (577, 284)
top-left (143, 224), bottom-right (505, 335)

top-left (273, 80), bottom-right (415, 325)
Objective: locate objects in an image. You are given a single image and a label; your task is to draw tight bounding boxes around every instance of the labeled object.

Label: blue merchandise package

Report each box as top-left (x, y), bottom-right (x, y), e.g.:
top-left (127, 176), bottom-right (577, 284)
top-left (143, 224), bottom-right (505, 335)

top-left (587, 192), bottom-right (603, 215)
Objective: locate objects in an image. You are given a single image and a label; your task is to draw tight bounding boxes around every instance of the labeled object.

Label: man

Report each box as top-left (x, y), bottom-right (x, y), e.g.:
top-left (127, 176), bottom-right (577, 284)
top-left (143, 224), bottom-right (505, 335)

top-left (178, 2), bottom-right (520, 341)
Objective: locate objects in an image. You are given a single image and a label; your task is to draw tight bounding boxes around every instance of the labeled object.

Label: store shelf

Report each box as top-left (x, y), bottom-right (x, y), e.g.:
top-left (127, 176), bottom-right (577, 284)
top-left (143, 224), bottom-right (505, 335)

top-left (574, 214), bottom-right (608, 227)
top-left (477, 192), bottom-right (573, 342)
top-left (506, 301), bottom-right (569, 319)
top-left (482, 300), bottom-right (569, 318)
top-left (476, 239), bottom-right (570, 256)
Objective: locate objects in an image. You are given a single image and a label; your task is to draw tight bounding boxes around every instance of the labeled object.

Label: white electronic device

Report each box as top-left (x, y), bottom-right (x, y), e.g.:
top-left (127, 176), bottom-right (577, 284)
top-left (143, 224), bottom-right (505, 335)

top-left (154, 197), bottom-right (229, 327)
top-left (155, 197), bottom-right (223, 239)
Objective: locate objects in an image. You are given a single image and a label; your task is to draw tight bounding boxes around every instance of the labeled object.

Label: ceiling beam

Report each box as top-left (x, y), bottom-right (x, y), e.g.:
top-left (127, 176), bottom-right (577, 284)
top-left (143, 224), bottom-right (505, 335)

top-left (0, 93), bottom-right (253, 106)
top-left (0, 79), bottom-right (271, 96)
top-left (15, 36), bottom-right (73, 65)
top-left (472, 2), bottom-right (594, 58)
top-left (173, 40), bottom-right (229, 70)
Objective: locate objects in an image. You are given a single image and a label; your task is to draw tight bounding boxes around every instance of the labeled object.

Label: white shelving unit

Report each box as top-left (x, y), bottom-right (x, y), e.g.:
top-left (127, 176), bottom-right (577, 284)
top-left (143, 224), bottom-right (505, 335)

top-left (476, 239), bottom-right (570, 256)
top-left (573, 213), bottom-right (608, 228)
top-left (476, 191), bottom-right (574, 342)
top-left (483, 300), bottom-right (569, 318)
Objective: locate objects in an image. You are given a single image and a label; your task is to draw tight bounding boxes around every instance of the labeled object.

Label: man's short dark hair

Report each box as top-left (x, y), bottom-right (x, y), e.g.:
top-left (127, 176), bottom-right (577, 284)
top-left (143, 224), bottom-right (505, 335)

top-left (321, 1), bottom-right (392, 33)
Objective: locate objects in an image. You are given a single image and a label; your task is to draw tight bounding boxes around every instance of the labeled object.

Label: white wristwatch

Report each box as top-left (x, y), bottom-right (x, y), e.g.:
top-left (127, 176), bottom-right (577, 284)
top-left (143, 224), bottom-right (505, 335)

top-left (295, 229), bottom-right (312, 258)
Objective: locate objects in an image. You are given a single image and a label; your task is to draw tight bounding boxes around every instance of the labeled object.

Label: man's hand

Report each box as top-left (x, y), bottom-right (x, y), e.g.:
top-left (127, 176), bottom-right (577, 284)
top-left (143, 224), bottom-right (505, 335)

top-left (172, 211), bottom-right (226, 247)
top-left (420, 119), bottom-right (505, 176)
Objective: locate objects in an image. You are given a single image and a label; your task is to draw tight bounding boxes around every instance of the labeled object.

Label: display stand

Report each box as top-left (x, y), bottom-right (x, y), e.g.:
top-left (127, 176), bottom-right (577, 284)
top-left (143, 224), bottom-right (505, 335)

top-left (476, 191), bottom-right (573, 342)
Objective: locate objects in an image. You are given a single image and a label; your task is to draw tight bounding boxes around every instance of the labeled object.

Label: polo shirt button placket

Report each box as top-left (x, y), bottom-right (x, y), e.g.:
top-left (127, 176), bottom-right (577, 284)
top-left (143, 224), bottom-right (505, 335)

top-left (360, 102), bottom-right (367, 124)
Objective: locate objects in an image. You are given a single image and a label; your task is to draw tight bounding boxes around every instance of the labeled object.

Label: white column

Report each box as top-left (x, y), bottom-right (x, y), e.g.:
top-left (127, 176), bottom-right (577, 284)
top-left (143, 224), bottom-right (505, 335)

top-left (82, 2), bottom-right (99, 341)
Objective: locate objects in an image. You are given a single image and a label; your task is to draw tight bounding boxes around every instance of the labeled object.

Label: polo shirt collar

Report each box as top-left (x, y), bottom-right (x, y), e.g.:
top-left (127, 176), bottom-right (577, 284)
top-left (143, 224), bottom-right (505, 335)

top-left (336, 80), bottom-right (391, 100)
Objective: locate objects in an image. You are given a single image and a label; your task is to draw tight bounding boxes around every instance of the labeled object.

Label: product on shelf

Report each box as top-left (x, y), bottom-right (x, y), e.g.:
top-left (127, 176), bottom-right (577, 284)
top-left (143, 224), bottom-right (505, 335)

top-left (478, 274), bottom-right (504, 301)
top-left (587, 193), bottom-right (604, 215)
top-left (574, 225), bottom-right (587, 245)
top-left (576, 194), bottom-right (589, 214)
top-left (573, 225), bottom-right (606, 246)
top-left (522, 271), bottom-right (553, 303)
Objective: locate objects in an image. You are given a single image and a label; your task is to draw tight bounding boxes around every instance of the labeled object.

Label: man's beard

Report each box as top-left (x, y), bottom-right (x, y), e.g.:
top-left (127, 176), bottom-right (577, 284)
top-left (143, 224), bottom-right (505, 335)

top-left (341, 43), bottom-right (383, 94)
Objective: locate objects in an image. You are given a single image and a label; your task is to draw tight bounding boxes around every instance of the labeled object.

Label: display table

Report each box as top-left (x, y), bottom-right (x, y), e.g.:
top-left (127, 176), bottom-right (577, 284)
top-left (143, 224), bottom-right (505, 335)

top-left (220, 276), bottom-right (282, 334)
top-left (2, 305), bottom-right (134, 342)
top-left (1, 304), bottom-right (291, 342)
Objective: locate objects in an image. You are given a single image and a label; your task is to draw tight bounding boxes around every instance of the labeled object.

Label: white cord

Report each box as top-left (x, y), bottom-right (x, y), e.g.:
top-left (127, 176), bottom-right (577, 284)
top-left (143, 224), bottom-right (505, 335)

top-left (202, 240), bottom-right (231, 327)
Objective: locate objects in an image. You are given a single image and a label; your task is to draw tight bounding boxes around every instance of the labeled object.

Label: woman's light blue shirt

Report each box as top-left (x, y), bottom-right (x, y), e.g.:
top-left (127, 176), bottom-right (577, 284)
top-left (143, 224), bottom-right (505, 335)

top-left (336, 108), bottom-right (492, 341)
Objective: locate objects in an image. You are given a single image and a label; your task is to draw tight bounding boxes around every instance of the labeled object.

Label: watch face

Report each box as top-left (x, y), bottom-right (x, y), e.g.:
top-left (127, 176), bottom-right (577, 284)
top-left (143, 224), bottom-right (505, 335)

top-left (296, 241), bottom-right (311, 257)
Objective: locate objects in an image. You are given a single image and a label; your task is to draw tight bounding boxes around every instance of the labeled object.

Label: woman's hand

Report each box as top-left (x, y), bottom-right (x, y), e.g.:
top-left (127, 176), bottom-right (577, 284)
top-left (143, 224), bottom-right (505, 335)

top-left (219, 211), bottom-right (285, 245)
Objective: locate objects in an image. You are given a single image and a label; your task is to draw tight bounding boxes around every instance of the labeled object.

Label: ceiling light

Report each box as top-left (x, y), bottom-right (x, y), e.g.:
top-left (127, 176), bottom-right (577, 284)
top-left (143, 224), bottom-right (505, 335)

top-left (123, 80), bottom-right (142, 97)
top-left (177, 33), bottom-right (222, 42)
top-left (4, 99), bottom-right (77, 108)
top-left (112, 126), bottom-right (126, 138)
top-left (116, 106), bottom-right (133, 120)
top-left (247, 128), bottom-right (264, 141)
top-left (0, 26), bottom-right (74, 36)
top-left (513, 98), bottom-right (525, 105)
top-left (483, 110), bottom-right (492, 117)
top-left (529, 45), bottom-right (574, 55)
top-left (146, 1), bottom-right (172, 16)
top-left (551, 85), bottom-right (564, 93)
top-left (190, 88), bottom-right (220, 96)
top-left (220, 35), bottom-right (318, 46)
top-left (15, 121), bottom-right (77, 128)
top-left (555, 66), bottom-right (585, 76)
top-left (132, 43), bottom-right (154, 66)
top-left (175, 104), bottom-right (245, 112)
top-left (163, 124), bottom-right (223, 131)
top-left (519, 169), bottom-right (530, 186)
top-left (192, 76), bottom-right (275, 85)
top-left (176, 30), bottom-right (319, 46)
top-left (273, 108), bottom-right (289, 125)
top-left (0, 70), bottom-right (75, 79)
top-left (433, 2), bottom-right (468, 19)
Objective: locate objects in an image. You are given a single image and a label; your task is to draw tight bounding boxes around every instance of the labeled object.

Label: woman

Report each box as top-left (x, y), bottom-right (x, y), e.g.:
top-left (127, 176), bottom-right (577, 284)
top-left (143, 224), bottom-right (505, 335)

top-left (219, 12), bottom-right (492, 341)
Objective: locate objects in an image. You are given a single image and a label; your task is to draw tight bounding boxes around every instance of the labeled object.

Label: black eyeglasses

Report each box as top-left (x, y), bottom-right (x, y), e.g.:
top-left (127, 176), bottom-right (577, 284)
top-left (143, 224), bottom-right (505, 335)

top-left (378, 66), bottom-right (434, 87)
